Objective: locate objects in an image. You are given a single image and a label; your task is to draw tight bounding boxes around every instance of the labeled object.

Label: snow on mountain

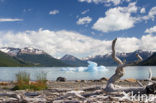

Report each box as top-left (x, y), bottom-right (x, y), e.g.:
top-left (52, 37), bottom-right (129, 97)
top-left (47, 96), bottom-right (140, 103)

top-left (61, 54), bottom-right (88, 67)
top-left (82, 50), bottom-right (153, 61)
top-left (82, 55), bottom-right (107, 61)
top-left (0, 47), bottom-right (46, 56)
top-left (0, 47), bottom-right (20, 56)
top-left (81, 50), bottom-right (153, 66)
top-left (81, 55), bottom-right (105, 60)
top-left (61, 54), bottom-right (78, 61)
top-left (20, 47), bottom-right (45, 55)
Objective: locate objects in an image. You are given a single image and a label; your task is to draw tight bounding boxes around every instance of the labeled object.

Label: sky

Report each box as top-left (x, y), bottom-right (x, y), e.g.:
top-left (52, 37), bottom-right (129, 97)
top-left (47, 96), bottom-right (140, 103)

top-left (0, 0), bottom-right (156, 58)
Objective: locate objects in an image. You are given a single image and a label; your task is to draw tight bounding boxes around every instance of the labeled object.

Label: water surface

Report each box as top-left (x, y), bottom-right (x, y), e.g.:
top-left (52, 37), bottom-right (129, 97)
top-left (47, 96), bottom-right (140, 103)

top-left (0, 66), bottom-right (155, 81)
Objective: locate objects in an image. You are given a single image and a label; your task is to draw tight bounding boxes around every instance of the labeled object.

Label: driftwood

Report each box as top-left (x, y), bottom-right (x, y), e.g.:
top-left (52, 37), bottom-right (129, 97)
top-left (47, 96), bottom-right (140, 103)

top-left (52, 38), bottom-right (156, 102)
top-left (104, 38), bottom-right (156, 94)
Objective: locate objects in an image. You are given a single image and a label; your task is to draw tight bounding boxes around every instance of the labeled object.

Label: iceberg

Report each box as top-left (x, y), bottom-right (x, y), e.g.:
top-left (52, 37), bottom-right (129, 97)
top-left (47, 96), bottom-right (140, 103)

top-left (61, 61), bottom-right (108, 72)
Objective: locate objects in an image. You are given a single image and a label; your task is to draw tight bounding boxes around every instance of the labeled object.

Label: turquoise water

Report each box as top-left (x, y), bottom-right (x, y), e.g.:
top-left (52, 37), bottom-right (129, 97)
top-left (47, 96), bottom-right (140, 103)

top-left (0, 66), bottom-right (155, 81)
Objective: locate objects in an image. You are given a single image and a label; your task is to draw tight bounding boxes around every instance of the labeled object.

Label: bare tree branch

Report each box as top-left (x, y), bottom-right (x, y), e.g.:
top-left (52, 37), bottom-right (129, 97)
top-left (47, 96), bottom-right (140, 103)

top-left (137, 81), bottom-right (144, 87)
top-left (105, 38), bottom-right (149, 93)
top-left (124, 53), bottom-right (143, 67)
top-left (112, 38), bottom-right (123, 65)
top-left (148, 68), bottom-right (152, 81)
top-left (148, 68), bottom-right (153, 85)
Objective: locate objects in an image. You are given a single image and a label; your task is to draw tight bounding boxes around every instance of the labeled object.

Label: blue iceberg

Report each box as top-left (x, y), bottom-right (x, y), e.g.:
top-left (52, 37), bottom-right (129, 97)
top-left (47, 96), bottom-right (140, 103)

top-left (61, 61), bottom-right (108, 72)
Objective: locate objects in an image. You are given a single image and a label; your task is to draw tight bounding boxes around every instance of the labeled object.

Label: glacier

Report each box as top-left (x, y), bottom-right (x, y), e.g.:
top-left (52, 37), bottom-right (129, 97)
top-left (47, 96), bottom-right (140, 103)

top-left (61, 61), bottom-right (108, 72)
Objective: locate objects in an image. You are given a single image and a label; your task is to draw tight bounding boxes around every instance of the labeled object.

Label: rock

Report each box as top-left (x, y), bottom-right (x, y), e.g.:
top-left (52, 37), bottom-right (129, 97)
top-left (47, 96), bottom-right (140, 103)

top-left (46, 80), bottom-right (50, 85)
top-left (83, 86), bottom-right (101, 91)
top-left (93, 80), bottom-right (100, 82)
top-left (56, 77), bottom-right (66, 82)
top-left (3, 98), bottom-right (18, 103)
top-left (89, 80), bottom-right (94, 82)
top-left (81, 80), bottom-right (87, 83)
top-left (0, 92), bottom-right (20, 98)
top-left (75, 80), bottom-right (81, 82)
top-left (146, 83), bottom-right (156, 94)
top-left (100, 77), bottom-right (108, 82)
top-left (0, 82), bottom-right (10, 86)
top-left (53, 100), bottom-right (80, 103)
top-left (23, 96), bottom-right (47, 102)
top-left (25, 92), bottom-right (40, 97)
top-left (0, 92), bottom-right (23, 102)
top-left (118, 80), bottom-right (124, 82)
top-left (125, 78), bottom-right (137, 83)
top-left (152, 77), bottom-right (156, 81)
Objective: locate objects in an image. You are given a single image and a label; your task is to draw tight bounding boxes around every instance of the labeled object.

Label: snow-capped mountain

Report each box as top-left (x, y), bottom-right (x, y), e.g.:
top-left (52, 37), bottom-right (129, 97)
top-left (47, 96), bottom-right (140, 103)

top-left (83, 50), bottom-right (152, 60)
top-left (81, 55), bottom-right (104, 60)
top-left (0, 47), bottom-right (46, 56)
top-left (20, 47), bottom-right (45, 55)
top-left (0, 47), bottom-right (153, 66)
top-left (61, 54), bottom-right (88, 67)
top-left (0, 47), bottom-right (70, 67)
top-left (0, 47), bottom-right (21, 56)
top-left (139, 52), bottom-right (156, 66)
top-left (82, 52), bottom-right (127, 60)
top-left (81, 50), bottom-right (153, 66)
top-left (61, 54), bottom-right (79, 61)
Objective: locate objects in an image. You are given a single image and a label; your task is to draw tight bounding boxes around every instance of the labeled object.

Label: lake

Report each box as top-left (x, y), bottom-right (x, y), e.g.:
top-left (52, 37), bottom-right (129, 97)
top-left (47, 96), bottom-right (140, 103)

top-left (0, 66), bottom-right (155, 81)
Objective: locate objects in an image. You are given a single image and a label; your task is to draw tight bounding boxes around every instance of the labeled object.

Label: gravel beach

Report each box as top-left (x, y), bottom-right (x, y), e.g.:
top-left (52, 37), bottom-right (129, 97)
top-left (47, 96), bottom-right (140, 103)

top-left (0, 79), bottom-right (153, 103)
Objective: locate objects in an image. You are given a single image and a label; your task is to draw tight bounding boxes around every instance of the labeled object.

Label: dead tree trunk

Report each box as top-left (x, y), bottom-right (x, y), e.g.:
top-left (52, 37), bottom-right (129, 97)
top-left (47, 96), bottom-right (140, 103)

top-left (104, 38), bottom-right (156, 94)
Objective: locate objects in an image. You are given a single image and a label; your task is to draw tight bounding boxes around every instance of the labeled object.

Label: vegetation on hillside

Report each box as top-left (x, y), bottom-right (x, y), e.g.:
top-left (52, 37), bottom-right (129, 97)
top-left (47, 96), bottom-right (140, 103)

top-left (17, 54), bottom-right (69, 67)
top-left (0, 51), bottom-right (31, 67)
top-left (0, 51), bottom-right (69, 67)
top-left (139, 52), bottom-right (156, 66)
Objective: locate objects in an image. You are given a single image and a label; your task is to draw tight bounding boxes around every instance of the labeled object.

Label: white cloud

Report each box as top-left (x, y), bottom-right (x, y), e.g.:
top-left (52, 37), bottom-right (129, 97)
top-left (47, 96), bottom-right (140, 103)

top-left (81, 9), bottom-right (90, 14)
top-left (92, 2), bottom-right (137, 32)
top-left (140, 35), bottom-right (156, 51)
top-left (116, 37), bottom-right (140, 53)
top-left (0, 29), bottom-right (156, 58)
top-left (140, 8), bottom-right (146, 14)
top-left (110, 0), bottom-right (121, 5)
top-left (148, 7), bottom-right (156, 20)
top-left (116, 35), bottom-right (156, 53)
top-left (49, 10), bottom-right (59, 15)
top-left (76, 16), bottom-right (92, 25)
top-left (78, 0), bottom-right (130, 6)
top-left (0, 18), bottom-right (23, 22)
top-left (0, 29), bottom-right (111, 57)
top-left (139, 7), bottom-right (156, 21)
top-left (79, 0), bottom-right (91, 3)
top-left (92, 3), bottom-right (156, 33)
top-left (145, 26), bottom-right (156, 34)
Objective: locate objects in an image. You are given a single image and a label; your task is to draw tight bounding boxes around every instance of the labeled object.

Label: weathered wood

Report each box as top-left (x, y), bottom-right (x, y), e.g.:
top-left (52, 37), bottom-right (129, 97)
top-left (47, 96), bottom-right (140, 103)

top-left (104, 38), bottom-right (156, 94)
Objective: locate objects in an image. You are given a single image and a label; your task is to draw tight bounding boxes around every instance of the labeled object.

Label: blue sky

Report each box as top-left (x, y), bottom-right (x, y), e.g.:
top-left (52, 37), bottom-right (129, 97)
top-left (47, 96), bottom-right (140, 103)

top-left (0, 0), bottom-right (156, 58)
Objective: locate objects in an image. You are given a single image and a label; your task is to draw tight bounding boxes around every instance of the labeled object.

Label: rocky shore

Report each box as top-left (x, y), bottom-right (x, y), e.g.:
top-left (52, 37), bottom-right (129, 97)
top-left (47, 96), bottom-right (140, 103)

top-left (0, 78), bottom-right (155, 103)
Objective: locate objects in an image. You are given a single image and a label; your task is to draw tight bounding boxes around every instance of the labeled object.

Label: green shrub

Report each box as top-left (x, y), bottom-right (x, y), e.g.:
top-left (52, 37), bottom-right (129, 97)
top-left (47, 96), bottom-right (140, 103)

top-left (12, 71), bottom-right (48, 90)
top-left (35, 71), bottom-right (48, 90)
top-left (16, 71), bottom-right (30, 84)
top-left (36, 71), bottom-right (47, 83)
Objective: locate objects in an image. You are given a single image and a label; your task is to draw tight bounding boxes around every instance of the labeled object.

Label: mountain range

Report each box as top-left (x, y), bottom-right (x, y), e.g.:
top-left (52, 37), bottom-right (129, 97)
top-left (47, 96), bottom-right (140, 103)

top-left (61, 54), bottom-right (88, 67)
top-left (139, 52), bottom-right (156, 66)
top-left (61, 50), bottom-right (154, 66)
top-left (83, 50), bottom-right (153, 66)
top-left (0, 47), bottom-right (155, 67)
top-left (0, 47), bottom-right (69, 67)
top-left (0, 51), bottom-right (31, 67)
